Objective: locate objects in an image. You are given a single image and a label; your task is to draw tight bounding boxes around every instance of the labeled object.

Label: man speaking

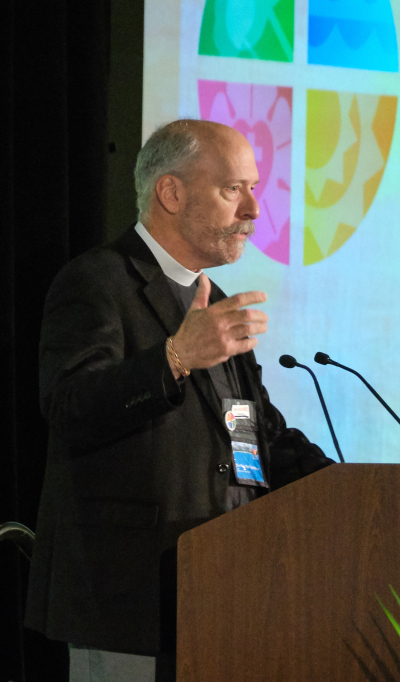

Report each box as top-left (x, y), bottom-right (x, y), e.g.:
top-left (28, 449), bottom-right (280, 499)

top-left (25, 120), bottom-right (332, 681)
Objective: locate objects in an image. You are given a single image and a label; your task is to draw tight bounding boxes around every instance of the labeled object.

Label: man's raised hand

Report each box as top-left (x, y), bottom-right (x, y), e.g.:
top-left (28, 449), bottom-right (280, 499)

top-left (170, 273), bottom-right (268, 374)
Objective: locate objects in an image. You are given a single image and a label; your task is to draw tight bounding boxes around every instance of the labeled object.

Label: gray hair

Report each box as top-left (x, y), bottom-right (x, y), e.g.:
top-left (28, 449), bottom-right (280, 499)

top-left (134, 120), bottom-right (201, 220)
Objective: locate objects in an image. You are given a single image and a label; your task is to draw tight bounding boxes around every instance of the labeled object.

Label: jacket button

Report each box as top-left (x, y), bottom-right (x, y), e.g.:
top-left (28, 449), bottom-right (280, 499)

top-left (217, 463), bottom-right (229, 474)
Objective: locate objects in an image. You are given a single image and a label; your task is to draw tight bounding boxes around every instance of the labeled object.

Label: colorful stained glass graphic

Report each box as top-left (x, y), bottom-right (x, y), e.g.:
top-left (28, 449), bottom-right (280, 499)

top-left (198, 0), bottom-right (294, 62)
top-left (304, 90), bottom-right (397, 265)
top-left (198, 80), bottom-right (292, 264)
top-left (308, 0), bottom-right (398, 72)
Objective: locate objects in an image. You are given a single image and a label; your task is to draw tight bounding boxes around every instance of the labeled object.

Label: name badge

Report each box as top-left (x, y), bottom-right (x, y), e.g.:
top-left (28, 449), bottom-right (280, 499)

top-left (231, 441), bottom-right (266, 486)
top-left (222, 398), bottom-right (269, 488)
top-left (231, 404), bottom-right (250, 419)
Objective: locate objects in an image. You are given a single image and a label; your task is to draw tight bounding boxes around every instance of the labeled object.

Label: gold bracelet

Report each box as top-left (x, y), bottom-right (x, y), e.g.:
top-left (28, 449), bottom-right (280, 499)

top-left (166, 337), bottom-right (191, 377)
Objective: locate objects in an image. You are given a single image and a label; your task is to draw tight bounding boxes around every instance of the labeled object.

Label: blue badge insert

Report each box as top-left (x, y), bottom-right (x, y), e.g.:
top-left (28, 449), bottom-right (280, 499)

top-left (231, 441), bottom-right (266, 486)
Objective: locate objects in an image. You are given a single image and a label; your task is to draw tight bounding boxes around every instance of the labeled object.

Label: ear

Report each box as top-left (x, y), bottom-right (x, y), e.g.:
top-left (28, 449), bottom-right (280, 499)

top-left (155, 174), bottom-right (184, 215)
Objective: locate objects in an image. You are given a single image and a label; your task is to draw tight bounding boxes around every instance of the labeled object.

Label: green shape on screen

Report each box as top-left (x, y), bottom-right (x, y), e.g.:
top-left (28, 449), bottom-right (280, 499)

top-left (198, 0), bottom-right (294, 62)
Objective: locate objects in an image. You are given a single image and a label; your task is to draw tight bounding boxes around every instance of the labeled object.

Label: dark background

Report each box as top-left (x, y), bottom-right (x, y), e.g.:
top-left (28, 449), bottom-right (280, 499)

top-left (1, 1), bottom-right (144, 679)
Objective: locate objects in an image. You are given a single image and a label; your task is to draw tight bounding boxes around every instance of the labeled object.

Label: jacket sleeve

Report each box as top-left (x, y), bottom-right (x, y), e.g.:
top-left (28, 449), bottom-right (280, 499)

top-left (39, 251), bottom-right (184, 450)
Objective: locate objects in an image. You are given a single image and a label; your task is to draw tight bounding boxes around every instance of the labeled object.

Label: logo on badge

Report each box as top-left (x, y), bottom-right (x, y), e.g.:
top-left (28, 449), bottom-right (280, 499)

top-left (225, 411), bottom-right (236, 431)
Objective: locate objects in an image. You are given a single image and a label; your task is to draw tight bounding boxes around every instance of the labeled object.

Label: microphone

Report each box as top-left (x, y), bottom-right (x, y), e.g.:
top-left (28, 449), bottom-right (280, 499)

top-left (279, 355), bottom-right (345, 463)
top-left (314, 352), bottom-right (400, 426)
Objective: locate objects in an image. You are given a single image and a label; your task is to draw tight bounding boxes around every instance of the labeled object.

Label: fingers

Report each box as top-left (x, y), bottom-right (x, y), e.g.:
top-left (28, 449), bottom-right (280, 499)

top-left (171, 283), bottom-right (268, 371)
top-left (214, 307), bottom-right (268, 333)
top-left (216, 290), bottom-right (267, 312)
top-left (231, 321), bottom-right (268, 339)
top-left (231, 336), bottom-right (259, 355)
top-left (189, 273), bottom-right (211, 311)
top-left (229, 307), bottom-right (268, 324)
top-left (191, 281), bottom-right (266, 315)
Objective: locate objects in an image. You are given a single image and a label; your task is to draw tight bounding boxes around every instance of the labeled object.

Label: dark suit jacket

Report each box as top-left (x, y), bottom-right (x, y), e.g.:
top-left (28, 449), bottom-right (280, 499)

top-left (25, 226), bottom-right (332, 655)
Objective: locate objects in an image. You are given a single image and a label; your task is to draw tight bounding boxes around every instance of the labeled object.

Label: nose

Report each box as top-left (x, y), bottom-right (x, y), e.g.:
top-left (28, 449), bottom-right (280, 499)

top-left (240, 189), bottom-right (260, 221)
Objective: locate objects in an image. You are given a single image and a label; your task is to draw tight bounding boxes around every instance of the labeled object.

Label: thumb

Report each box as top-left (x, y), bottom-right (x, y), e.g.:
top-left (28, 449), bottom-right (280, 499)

top-left (190, 273), bottom-right (211, 310)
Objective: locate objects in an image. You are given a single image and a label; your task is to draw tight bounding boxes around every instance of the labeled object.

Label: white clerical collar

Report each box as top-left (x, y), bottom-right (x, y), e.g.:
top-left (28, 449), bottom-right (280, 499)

top-left (135, 222), bottom-right (201, 287)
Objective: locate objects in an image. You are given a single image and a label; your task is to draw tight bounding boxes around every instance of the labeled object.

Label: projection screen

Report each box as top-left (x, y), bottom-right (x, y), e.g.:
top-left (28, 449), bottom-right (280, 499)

top-left (143, 0), bottom-right (400, 464)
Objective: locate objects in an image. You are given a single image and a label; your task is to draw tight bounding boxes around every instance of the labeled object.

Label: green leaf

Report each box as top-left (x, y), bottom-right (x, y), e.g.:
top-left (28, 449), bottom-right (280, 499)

top-left (390, 585), bottom-right (400, 609)
top-left (376, 594), bottom-right (400, 638)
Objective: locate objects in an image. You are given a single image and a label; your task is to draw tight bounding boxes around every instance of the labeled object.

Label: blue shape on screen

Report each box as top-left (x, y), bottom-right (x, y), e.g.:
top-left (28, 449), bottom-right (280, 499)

top-left (308, 0), bottom-right (398, 72)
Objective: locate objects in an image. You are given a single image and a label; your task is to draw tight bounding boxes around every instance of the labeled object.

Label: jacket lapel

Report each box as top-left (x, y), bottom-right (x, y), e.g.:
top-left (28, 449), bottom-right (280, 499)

top-left (186, 275), bottom-right (227, 426)
top-left (115, 225), bottom-right (184, 335)
top-left (114, 226), bottom-right (225, 427)
top-left (189, 280), bottom-right (230, 426)
top-left (207, 276), bottom-right (270, 461)
top-left (141, 268), bottom-right (184, 337)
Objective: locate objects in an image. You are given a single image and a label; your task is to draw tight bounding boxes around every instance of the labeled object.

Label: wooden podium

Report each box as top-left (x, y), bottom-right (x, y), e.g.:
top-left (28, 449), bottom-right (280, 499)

top-left (177, 465), bottom-right (400, 681)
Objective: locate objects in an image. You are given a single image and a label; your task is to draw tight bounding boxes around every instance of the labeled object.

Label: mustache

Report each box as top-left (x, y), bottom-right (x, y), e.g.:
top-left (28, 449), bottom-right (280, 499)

top-left (217, 221), bottom-right (255, 237)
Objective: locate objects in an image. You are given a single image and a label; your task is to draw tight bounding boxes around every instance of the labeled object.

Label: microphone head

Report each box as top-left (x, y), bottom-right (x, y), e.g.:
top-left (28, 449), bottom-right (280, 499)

top-left (279, 354), bottom-right (297, 369)
top-left (314, 352), bottom-right (331, 365)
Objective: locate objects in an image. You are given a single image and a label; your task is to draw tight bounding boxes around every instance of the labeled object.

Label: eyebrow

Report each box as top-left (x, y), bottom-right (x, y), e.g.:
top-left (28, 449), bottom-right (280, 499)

top-left (225, 178), bottom-right (260, 185)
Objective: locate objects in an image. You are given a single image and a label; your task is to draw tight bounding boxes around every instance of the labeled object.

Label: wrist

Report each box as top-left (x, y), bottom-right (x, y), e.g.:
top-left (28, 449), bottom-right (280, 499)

top-left (167, 350), bottom-right (183, 380)
top-left (166, 336), bottom-right (191, 378)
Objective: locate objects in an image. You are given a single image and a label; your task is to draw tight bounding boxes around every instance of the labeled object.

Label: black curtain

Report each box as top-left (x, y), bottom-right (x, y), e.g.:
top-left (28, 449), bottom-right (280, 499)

top-left (1, 2), bottom-right (111, 680)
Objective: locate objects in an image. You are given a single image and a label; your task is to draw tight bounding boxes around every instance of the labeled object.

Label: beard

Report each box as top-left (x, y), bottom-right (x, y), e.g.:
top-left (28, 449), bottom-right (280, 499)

top-left (212, 220), bottom-right (256, 264)
top-left (178, 199), bottom-right (256, 267)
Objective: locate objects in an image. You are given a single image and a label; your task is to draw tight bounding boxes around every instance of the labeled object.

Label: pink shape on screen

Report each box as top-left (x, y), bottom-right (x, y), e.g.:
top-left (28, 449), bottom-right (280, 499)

top-left (198, 80), bottom-right (292, 265)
